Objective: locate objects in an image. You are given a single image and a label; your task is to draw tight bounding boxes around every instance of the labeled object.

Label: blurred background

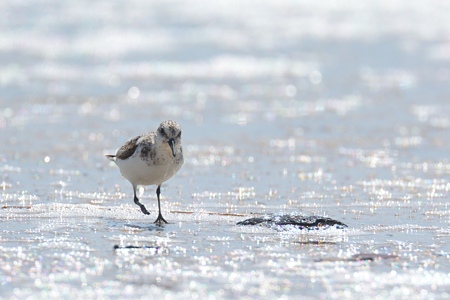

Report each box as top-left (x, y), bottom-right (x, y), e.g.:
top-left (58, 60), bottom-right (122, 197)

top-left (2, 0), bottom-right (449, 200)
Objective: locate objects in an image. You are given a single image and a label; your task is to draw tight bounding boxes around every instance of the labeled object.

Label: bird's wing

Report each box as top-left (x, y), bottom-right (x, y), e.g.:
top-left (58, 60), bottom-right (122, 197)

top-left (115, 136), bottom-right (140, 160)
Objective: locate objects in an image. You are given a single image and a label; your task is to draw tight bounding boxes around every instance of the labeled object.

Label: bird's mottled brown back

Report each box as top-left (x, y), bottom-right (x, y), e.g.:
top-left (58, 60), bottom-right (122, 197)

top-left (116, 136), bottom-right (140, 160)
top-left (137, 133), bottom-right (160, 164)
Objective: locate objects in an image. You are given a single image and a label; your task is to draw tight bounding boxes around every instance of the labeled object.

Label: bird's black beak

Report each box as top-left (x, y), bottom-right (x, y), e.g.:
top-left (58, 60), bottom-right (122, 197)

top-left (168, 138), bottom-right (176, 157)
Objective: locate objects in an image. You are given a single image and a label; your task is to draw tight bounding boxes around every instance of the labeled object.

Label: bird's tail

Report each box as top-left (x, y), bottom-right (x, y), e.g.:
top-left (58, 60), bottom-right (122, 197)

top-left (105, 154), bottom-right (116, 161)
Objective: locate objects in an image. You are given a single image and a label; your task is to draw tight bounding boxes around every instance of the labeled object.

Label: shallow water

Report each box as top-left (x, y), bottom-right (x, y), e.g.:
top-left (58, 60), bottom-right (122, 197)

top-left (2, 0), bottom-right (450, 299)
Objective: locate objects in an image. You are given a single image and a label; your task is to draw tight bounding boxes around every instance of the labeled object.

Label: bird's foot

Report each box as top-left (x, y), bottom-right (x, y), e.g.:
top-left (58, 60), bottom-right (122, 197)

top-left (139, 205), bottom-right (150, 215)
top-left (134, 196), bottom-right (150, 215)
top-left (154, 213), bottom-right (169, 224)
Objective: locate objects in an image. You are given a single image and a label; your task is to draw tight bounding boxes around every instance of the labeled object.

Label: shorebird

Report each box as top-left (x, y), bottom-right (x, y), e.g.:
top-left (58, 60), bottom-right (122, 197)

top-left (106, 120), bottom-right (183, 224)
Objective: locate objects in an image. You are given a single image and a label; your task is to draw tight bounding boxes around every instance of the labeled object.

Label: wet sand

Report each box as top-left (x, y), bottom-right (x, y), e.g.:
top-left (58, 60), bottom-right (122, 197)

top-left (2, 1), bottom-right (450, 298)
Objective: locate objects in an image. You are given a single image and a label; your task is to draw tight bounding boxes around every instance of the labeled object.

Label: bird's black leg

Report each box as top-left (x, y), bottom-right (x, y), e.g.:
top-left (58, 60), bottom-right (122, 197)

top-left (132, 185), bottom-right (150, 215)
top-left (154, 185), bottom-right (168, 224)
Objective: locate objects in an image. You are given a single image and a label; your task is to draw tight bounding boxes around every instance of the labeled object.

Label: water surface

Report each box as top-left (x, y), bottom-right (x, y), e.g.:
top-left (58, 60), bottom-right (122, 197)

top-left (2, 1), bottom-right (450, 299)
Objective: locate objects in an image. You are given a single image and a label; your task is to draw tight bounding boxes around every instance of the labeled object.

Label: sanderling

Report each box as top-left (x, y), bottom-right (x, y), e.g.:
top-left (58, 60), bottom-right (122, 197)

top-left (106, 120), bottom-right (183, 224)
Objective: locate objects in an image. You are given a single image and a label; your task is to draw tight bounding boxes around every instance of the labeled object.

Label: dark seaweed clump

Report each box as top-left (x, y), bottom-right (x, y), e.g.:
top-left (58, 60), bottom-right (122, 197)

top-left (237, 214), bottom-right (348, 231)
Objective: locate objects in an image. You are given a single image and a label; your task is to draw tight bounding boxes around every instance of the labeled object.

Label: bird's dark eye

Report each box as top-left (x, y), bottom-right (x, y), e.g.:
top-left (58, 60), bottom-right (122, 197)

top-left (176, 132), bottom-right (181, 138)
top-left (158, 127), bottom-right (167, 137)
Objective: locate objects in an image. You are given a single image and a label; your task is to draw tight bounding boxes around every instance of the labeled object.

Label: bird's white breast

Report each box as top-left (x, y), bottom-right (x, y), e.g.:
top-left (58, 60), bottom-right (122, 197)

top-left (115, 143), bottom-right (183, 186)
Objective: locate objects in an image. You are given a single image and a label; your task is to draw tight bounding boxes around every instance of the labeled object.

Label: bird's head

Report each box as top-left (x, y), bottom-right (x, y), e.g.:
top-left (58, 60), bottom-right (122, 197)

top-left (157, 120), bottom-right (182, 157)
